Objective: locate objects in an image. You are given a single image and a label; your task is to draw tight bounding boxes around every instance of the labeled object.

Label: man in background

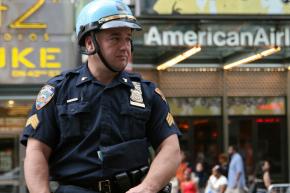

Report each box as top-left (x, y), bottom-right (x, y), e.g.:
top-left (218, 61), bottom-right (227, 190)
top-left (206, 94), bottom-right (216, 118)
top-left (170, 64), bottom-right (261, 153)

top-left (226, 145), bottom-right (246, 193)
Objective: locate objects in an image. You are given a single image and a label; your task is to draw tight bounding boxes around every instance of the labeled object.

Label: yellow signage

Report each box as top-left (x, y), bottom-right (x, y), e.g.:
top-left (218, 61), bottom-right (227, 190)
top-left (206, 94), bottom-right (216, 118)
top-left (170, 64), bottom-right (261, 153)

top-left (152, 0), bottom-right (290, 15)
top-left (0, 1), bottom-right (76, 83)
top-left (0, 47), bottom-right (62, 78)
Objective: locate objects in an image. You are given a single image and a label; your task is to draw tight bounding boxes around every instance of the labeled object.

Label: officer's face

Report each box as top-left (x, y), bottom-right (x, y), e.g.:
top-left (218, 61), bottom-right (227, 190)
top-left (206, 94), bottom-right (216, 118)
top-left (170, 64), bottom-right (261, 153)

top-left (96, 27), bottom-right (132, 71)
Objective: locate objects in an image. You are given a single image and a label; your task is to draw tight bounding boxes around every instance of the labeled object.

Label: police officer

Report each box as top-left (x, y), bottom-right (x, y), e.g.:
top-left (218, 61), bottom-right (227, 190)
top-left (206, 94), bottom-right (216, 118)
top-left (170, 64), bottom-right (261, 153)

top-left (21, 0), bottom-right (181, 193)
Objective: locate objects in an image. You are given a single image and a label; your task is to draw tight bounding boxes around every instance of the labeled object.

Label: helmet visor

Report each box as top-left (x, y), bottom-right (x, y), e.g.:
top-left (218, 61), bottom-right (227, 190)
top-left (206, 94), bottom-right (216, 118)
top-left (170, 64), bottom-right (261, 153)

top-left (100, 20), bottom-right (142, 31)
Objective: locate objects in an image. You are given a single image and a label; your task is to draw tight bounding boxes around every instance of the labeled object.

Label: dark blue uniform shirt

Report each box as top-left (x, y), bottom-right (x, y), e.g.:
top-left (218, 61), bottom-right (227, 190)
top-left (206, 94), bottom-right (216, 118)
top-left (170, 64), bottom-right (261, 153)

top-left (21, 63), bottom-right (180, 183)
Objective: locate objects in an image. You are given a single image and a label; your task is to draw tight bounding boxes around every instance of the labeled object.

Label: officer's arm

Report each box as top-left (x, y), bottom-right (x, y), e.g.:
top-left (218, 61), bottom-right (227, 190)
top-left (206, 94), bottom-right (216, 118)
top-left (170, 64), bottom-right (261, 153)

top-left (127, 134), bottom-right (181, 193)
top-left (24, 138), bottom-right (52, 193)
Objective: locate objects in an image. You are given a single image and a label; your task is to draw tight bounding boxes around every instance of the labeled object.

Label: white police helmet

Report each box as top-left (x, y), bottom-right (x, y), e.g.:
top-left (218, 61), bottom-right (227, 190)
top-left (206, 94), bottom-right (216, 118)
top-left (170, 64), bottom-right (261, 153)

top-left (76, 0), bottom-right (141, 46)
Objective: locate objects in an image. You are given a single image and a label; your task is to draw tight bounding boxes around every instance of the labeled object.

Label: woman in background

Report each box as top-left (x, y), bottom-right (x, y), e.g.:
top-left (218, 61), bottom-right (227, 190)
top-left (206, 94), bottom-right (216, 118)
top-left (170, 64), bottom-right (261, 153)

top-left (205, 165), bottom-right (227, 193)
top-left (181, 168), bottom-right (198, 193)
top-left (255, 160), bottom-right (272, 193)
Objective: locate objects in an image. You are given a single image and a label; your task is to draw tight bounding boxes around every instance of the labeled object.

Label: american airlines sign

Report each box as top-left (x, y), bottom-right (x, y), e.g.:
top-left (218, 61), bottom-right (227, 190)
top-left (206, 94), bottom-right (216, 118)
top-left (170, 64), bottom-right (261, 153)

top-left (143, 25), bottom-right (290, 47)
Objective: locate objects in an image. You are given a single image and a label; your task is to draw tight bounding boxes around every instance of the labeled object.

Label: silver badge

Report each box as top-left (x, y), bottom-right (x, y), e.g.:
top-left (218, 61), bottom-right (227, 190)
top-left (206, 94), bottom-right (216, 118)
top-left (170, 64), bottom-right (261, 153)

top-left (130, 81), bottom-right (145, 108)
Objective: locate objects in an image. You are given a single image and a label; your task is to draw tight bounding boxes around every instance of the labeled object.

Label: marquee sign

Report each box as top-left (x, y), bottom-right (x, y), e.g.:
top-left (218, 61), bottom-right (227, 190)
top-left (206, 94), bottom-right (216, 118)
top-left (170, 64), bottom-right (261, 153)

top-left (140, 24), bottom-right (290, 47)
top-left (0, 0), bottom-right (77, 84)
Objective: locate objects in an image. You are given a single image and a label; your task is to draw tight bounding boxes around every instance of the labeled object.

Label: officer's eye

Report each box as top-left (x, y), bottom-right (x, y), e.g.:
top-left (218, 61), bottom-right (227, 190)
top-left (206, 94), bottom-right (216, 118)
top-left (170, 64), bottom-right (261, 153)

top-left (110, 36), bottom-right (118, 41)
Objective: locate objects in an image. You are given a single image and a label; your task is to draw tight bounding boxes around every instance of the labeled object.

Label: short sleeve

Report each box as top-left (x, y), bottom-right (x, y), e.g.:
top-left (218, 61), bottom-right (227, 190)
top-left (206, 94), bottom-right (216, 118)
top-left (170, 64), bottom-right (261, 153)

top-left (20, 88), bottom-right (60, 149)
top-left (219, 176), bottom-right (228, 185)
top-left (146, 84), bottom-right (181, 149)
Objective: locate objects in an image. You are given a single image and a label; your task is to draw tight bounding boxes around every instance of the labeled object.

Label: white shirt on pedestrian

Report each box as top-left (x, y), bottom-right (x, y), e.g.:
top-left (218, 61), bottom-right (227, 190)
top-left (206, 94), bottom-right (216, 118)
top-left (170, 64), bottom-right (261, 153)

top-left (205, 175), bottom-right (227, 193)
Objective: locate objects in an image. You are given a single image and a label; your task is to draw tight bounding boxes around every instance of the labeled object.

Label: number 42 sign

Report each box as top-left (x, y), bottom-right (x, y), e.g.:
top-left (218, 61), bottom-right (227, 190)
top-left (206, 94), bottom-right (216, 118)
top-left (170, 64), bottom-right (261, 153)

top-left (0, 0), bottom-right (76, 82)
top-left (0, 0), bottom-right (58, 29)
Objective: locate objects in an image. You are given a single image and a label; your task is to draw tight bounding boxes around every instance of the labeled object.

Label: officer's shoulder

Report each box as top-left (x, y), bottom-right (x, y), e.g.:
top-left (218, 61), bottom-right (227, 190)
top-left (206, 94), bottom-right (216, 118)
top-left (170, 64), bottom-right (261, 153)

top-left (127, 71), bottom-right (157, 91)
top-left (127, 71), bottom-right (141, 80)
top-left (47, 65), bottom-right (82, 87)
top-left (127, 72), bottom-right (154, 86)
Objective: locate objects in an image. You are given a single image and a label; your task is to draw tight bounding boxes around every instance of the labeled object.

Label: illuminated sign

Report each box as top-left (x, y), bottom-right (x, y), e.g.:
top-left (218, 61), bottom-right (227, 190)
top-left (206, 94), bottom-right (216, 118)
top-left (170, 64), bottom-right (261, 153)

top-left (0, 0), bottom-right (76, 84)
top-left (144, 25), bottom-right (290, 47)
top-left (144, 26), bottom-right (290, 46)
top-left (228, 97), bottom-right (285, 115)
top-left (256, 118), bottom-right (281, 123)
top-left (168, 97), bottom-right (222, 116)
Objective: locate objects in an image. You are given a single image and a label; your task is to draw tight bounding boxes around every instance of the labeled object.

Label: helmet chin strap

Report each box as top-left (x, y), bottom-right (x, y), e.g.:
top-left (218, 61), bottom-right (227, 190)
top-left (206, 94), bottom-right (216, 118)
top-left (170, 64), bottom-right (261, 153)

top-left (89, 31), bottom-right (124, 73)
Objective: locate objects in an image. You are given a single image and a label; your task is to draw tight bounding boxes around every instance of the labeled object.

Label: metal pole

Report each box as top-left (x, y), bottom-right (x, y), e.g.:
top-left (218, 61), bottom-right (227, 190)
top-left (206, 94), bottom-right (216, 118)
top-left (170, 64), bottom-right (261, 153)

top-left (222, 70), bottom-right (229, 152)
top-left (286, 70), bottom-right (290, 182)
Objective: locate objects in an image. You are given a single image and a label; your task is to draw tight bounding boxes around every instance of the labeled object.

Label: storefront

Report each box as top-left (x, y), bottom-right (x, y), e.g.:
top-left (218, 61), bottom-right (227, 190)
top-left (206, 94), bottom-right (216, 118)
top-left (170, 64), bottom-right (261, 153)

top-left (135, 67), bottom-right (289, 183)
top-left (164, 96), bottom-right (287, 181)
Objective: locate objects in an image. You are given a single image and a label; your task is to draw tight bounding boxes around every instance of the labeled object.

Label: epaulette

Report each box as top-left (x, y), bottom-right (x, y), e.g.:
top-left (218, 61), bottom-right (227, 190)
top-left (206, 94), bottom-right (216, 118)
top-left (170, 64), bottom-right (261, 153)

top-left (127, 72), bottom-right (141, 81)
top-left (46, 65), bottom-right (82, 86)
top-left (62, 65), bottom-right (83, 77)
top-left (46, 74), bottom-right (66, 87)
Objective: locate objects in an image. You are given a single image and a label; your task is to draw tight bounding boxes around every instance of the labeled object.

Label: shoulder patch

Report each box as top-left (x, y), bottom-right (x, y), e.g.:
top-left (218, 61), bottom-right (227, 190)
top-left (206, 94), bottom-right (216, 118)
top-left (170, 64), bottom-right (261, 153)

top-left (36, 85), bottom-right (55, 110)
top-left (155, 88), bottom-right (166, 102)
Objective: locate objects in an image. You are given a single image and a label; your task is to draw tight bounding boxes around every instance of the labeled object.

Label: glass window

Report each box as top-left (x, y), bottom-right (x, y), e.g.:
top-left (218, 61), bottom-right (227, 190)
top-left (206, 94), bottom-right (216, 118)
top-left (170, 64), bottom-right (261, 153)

top-left (0, 100), bottom-right (33, 193)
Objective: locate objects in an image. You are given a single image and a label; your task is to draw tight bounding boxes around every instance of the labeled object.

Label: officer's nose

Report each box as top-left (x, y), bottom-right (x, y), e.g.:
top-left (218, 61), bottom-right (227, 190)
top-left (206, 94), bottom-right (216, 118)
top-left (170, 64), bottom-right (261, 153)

top-left (119, 39), bottom-right (131, 51)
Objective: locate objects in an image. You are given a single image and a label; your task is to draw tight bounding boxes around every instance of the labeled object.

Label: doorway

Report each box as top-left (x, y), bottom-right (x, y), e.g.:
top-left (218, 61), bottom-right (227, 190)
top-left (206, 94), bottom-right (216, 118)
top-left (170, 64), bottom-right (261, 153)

top-left (175, 117), bottom-right (223, 172)
top-left (229, 116), bottom-right (287, 182)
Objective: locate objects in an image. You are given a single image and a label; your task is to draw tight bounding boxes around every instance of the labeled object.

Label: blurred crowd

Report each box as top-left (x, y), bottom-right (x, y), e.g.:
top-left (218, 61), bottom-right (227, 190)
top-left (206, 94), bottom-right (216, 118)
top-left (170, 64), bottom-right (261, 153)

top-left (171, 145), bottom-right (272, 193)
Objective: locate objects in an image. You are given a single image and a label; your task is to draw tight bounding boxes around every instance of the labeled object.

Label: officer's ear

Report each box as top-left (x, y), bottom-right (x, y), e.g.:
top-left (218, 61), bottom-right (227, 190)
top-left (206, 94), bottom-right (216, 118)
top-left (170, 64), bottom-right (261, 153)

top-left (85, 35), bottom-right (95, 52)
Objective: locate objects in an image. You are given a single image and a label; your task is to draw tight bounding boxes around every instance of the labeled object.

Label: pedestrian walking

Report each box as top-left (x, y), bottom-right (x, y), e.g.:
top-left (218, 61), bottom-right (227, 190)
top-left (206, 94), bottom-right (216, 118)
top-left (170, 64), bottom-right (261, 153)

top-left (225, 145), bottom-right (247, 193)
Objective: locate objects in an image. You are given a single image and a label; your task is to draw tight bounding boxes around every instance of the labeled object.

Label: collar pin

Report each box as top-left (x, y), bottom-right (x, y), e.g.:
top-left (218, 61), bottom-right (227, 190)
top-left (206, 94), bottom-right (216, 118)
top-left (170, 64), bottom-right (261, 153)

top-left (81, 77), bottom-right (88, 81)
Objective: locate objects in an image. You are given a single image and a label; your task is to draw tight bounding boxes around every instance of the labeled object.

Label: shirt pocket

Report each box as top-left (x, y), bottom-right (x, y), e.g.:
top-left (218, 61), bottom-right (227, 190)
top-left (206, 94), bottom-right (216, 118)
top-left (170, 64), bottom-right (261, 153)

top-left (120, 103), bottom-right (151, 139)
top-left (57, 101), bottom-right (91, 141)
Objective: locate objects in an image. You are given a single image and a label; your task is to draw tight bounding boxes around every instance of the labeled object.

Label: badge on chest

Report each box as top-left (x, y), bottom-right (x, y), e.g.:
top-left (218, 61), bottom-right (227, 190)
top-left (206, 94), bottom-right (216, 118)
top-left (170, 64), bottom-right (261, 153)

top-left (130, 81), bottom-right (145, 108)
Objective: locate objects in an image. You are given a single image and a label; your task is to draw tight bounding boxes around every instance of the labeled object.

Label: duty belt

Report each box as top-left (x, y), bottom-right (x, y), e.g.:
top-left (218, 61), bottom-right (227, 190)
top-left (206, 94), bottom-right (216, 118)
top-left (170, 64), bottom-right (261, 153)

top-left (59, 166), bottom-right (149, 193)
